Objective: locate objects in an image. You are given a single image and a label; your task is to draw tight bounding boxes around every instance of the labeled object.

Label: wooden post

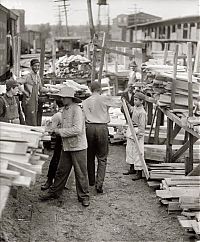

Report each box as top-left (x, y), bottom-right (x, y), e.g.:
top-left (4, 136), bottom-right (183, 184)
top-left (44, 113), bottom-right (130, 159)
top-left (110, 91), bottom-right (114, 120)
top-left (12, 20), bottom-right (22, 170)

top-left (154, 108), bottom-right (162, 144)
top-left (170, 44), bottom-right (179, 110)
top-left (122, 99), bottom-right (149, 179)
top-left (148, 106), bottom-right (158, 144)
top-left (39, 39), bottom-right (45, 84)
top-left (91, 36), bottom-right (97, 82)
top-left (13, 36), bottom-right (18, 77)
top-left (193, 41), bottom-right (200, 73)
top-left (163, 43), bottom-right (169, 65)
top-left (52, 38), bottom-right (56, 76)
top-left (98, 32), bottom-right (106, 84)
top-left (16, 36), bottom-right (21, 77)
top-left (87, 0), bottom-right (95, 40)
top-left (114, 47), bottom-right (118, 73)
top-left (186, 42), bottom-right (194, 174)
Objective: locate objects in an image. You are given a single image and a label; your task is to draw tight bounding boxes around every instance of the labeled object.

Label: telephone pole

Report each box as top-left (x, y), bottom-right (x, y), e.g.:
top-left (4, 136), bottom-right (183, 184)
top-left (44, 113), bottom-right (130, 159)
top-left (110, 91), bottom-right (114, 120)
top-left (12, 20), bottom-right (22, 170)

top-left (54, 0), bottom-right (70, 36)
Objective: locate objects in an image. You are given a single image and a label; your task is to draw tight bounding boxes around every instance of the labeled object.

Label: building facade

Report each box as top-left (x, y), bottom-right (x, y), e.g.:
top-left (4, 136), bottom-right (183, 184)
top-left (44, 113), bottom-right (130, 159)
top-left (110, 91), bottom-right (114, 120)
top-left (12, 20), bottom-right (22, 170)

top-left (127, 15), bottom-right (200, 56)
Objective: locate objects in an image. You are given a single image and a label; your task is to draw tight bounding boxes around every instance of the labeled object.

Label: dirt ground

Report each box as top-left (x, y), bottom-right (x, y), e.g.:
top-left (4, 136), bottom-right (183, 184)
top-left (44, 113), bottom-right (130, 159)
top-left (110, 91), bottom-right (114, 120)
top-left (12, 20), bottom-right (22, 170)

top-left (0, 144), bottom-right (196, 242)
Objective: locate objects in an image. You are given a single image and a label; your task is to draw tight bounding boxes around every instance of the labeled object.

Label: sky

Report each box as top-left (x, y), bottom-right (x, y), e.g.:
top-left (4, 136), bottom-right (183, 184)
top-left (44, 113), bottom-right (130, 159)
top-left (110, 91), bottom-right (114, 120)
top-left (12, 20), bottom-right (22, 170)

top-left (1, 0), bottom-right (199, 26)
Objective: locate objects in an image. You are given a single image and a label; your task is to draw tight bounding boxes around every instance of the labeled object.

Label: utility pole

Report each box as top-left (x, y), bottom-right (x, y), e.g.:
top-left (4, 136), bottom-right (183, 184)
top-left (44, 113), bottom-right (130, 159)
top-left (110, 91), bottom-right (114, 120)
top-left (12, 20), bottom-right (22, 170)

top-left (87, 0), bottom-right (95, 40)
top-left (54, 0), bottom-right (70, 36)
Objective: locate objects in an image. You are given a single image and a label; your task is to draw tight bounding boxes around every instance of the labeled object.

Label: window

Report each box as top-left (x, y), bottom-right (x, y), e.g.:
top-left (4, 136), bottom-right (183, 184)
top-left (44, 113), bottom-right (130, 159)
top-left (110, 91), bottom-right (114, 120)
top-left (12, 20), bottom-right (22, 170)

top-left (172, 25), bottom-right (176, 32)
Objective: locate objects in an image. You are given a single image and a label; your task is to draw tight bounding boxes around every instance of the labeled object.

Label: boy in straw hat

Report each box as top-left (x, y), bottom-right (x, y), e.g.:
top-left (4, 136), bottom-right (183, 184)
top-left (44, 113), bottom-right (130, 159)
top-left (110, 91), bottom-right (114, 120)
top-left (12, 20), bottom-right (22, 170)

top-left (39, 86), bottom-right (90, 207)
top-left (123, 91), bottom-right (147, 180)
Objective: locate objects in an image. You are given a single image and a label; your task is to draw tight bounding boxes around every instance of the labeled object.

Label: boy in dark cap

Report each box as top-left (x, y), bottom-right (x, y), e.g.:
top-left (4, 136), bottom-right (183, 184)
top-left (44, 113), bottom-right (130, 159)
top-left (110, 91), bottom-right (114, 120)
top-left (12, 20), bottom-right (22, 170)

top-left (0, 78), bottom-right (25, 124)
top-left (123, 91), bottom-right (147, 180)
top-left (19, 59), bottom-right (50, 126)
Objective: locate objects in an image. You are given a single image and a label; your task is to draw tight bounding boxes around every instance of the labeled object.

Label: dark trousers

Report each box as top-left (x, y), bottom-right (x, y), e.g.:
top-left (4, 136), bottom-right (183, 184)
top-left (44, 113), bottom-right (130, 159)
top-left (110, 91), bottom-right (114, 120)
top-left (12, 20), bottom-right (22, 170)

top-left (86, 123), bottom-right (109, 188)
top-left (49, 149), bottom-right (89, 201)
top-left (47, 135), bottom-right (62, 180)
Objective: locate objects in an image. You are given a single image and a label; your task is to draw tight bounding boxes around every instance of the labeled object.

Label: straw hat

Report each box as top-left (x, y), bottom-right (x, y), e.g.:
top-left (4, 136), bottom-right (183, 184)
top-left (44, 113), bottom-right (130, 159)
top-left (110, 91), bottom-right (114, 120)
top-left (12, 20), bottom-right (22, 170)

top-left (52, 86), bottom-right (82, 103)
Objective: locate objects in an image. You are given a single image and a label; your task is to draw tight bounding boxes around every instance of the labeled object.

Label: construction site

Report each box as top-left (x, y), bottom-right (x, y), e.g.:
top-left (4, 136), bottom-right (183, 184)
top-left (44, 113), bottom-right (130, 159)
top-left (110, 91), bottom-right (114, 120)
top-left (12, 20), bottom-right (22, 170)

top-left (0, 0), bottom-right (200, 241)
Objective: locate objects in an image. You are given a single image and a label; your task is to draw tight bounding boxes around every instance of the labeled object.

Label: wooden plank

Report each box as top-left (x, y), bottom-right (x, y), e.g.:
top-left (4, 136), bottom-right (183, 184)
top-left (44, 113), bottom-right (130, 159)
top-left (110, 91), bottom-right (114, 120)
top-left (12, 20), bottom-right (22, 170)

top-left (7, 163), bottom-right (36, 183)
top-left (0, 185), bottom-right (10, 218)
top-left (156, 188), bottom-right (199, 199)
top-left (154, 109), bottom-right (162, 144)
top-left (0, 141), bottom-right (28, 155)
top-left (106, 40), bottom-right (145, 49)
top-left (191, 221), bottom-right (200, 234)
top-left (122, 99), bottom-right (149, 179)
top-left (105, 47), bottom-right (135, 58)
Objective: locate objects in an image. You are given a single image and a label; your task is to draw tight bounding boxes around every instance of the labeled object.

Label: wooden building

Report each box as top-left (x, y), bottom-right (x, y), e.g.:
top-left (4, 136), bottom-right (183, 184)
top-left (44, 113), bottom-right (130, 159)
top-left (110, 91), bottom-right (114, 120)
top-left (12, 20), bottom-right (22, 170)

top-left (127, 15), bottom-right (200, 56)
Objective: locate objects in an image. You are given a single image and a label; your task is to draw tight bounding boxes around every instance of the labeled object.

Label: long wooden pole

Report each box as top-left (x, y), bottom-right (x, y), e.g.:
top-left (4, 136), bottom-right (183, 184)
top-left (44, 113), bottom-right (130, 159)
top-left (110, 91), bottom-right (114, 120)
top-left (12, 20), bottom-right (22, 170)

top-left (186, 42), bottom-right (194, 175)
top-left (163, 43), bottom-right (169, 65)
top-left (98, 32), bottom-right (106, 84)
top-left (122, 99), bottom-right (149, 180)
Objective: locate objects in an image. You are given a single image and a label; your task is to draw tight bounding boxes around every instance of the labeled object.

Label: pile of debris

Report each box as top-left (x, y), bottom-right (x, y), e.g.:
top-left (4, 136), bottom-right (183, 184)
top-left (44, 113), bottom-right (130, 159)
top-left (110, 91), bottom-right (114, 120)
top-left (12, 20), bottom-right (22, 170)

top-left (51, 55), bottom-right (91, 79)
top-left (0, 122), bottom-right (50, 217)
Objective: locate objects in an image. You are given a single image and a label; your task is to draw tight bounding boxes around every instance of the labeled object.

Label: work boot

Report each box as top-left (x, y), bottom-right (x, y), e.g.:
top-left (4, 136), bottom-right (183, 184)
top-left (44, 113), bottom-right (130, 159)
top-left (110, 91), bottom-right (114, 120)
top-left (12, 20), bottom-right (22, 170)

top-left (132, 170), bottom-right (143, 180)
top-left (123, 164), bottom-right (136, 175)
top-left (39, 192), bottom-right (59, 201)
top-left (41, 178), bottom-right (53, 191)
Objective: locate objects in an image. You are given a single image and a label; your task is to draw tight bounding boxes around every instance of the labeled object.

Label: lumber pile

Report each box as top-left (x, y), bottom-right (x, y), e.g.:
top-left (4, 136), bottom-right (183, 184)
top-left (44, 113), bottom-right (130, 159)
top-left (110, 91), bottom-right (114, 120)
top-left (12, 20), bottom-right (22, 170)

top-left (0, 122), bottom-right (50, 217)
top-left (155, 176), bottom-right (200, 236)
top-left (46, 54), bottom-right (91, 79)
top-left (145, 144), bottom-right (200, 162)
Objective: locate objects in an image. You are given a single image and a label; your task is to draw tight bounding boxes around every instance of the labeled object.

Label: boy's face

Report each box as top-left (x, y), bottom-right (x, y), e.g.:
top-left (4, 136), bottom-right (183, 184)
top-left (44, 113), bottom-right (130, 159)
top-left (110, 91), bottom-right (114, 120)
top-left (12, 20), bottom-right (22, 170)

top-left (134, 97), bottom-right (143, 106)
top-left (11, 86), bottom-right (19, 96)
top-left (32, 63), bottom-right (40, 73)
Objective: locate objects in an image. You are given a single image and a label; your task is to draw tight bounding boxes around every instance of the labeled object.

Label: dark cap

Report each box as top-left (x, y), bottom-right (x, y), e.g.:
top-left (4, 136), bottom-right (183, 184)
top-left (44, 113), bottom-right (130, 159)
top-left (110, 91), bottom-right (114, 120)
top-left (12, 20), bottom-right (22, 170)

top-left (134, 92), bottom-right (146, 101)
top-left (90, 81), bottom-right (101, 92)
top-left (30, 58), bottom-right (40, 66)
top-left (6, 78), bottom-right (19, 90)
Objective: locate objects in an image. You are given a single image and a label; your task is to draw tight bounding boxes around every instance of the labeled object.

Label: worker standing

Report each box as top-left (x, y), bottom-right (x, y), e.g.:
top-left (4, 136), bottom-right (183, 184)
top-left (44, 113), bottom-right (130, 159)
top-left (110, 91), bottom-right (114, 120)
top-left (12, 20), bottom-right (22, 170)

top-left (19, 59), bottom-right (49, 126)
top-left (0, 78), bottom-right (25, 124)
top-left (39, 87), bottom-right (90, 207)
top-left (128, 61), bottom-right (141, 84)
top-left (82, 81), bottom-right (121, 193)
top-left (123, 92), bottom-right (147, 180)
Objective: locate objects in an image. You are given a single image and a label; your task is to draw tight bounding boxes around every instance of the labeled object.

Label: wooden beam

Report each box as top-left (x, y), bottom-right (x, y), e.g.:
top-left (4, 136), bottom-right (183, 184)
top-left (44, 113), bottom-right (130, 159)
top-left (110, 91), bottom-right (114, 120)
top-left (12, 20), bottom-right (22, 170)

top-left (91, 35), bottom-right (97, 82)
top-left (154, 108), bottom-right (162, 144)
top-left (122, 99), bottom-right (149, 179)
top-left (148, 106), bottom-right (158, 143)
top-left (172, 123), bottom-right (182, 140)
top-left (170, 44), bottom-right (179, 110)
top-left (171, 137), bottom-right (198, 162)
top-left (106, 40), bottom-right (145, 49)
top-left (159, 108), bottom-right (200, 139)
top-left (105, 46), bottom-right (135, 58)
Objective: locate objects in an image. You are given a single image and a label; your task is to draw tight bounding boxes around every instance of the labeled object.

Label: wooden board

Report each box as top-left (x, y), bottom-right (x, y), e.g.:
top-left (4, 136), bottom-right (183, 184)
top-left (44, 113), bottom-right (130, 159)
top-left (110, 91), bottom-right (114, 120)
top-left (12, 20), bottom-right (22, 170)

top-left (0, 141), bottom-right (28, 155)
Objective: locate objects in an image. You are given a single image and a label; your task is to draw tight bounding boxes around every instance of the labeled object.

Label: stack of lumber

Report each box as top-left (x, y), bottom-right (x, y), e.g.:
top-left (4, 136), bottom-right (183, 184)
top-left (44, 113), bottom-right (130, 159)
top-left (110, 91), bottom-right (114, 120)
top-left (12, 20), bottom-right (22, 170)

top-left (148, 163), bottom-right (189, 180)
top-left (0, 122), bottom-right (50, 217)
top-left (142, 63), bottom-right (200, 108)
top-left (155, 176), bottom-right (200, 236)
top-left (145, 144), bottom-right (200, 162)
